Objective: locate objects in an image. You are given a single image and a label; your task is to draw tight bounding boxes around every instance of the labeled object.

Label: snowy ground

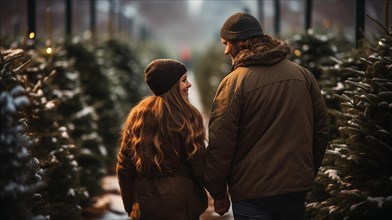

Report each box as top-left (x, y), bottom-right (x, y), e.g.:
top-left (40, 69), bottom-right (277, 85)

top-left (86, 71), bottom-right (233, 219)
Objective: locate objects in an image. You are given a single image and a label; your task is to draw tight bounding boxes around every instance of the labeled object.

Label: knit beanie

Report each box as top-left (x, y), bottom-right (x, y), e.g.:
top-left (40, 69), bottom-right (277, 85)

top-left (220, 11), bottom-right (264, 41)
top-left (144, 59), bottom-right (187, 95)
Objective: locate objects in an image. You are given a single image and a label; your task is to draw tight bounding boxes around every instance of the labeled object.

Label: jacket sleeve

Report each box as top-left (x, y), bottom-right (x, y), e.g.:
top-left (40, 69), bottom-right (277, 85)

top-left (184, 139), bottom-right (206, 186)
top-left (116, 147), bottom-right (137, 214)
top-left (204, 76), bottom-right (241, 200)
top-left (307, 72), bottom-right (330, 177)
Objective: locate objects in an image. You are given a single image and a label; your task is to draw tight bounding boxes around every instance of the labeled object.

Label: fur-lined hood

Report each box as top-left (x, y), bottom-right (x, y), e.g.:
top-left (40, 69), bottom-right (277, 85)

top-left (231, 42), bottom-right (291, 71)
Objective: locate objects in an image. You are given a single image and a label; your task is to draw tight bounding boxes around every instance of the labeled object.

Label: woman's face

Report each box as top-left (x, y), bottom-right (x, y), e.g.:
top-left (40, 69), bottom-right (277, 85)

top-left (179, 73), bottom-right (191, 98)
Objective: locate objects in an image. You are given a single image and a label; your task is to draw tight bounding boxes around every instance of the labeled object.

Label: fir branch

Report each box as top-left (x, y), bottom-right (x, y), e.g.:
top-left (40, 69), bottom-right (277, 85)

top-left (366, 15), bottom-right (388, 35)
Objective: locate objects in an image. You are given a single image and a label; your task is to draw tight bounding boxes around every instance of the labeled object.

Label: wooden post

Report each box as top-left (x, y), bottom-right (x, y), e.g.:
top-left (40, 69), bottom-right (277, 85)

top-left (274, 0), bottom-right (280, 36)
top-left (27, 0), bottom-right (36, 38)
top-left (355, 0), bottom-right (365, 48)
top-left (0, 1), bottom-right (2, 40)
top-left (65, 0), bottom-right (72, 39)
top-left (90, 0), bottom-right (96, 43)
top-left (108, 0), bottom-right (115, 40)
top-left (305, 0), bottom-right (313, 31)
top-left (384, 0), bottom-right (390, 29)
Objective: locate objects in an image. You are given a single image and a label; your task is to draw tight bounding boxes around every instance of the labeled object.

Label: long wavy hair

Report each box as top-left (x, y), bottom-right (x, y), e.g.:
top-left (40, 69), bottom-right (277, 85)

top-left (120, 80), bottom-right (205, 173)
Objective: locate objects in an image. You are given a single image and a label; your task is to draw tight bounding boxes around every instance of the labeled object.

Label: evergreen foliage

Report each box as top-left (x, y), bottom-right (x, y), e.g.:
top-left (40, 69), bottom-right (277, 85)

top-left (0, 48), bottom-right (45, 220)
top-left (193, 43), bottom-right (231, 113)
top-left (50, 41), bottom-right (106, 203)
top-left (100, 40), bottom-right (147, 116)
top-left (66, 40), bottom-right (121, 173)
top-left (289, 29), bottom-right (341, 80)
top-left (19, 47), bottom-right (88, 219)
top-left (306, 17), bottom-right (392, 220)
top-left (95, 40), bottom-right (147, 171)
top-left (316, 51), bottom-right (365, 141)
top-left (0, 21), bottom-right (165, 220)
top-left (66, 39), bottom-right (146, 174)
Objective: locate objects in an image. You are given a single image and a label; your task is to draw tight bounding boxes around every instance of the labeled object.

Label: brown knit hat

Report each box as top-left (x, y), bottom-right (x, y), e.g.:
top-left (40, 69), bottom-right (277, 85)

top-left (144, 59), bottom-right (187, 95)
top-left (220, 11), bottom-right (264, 41)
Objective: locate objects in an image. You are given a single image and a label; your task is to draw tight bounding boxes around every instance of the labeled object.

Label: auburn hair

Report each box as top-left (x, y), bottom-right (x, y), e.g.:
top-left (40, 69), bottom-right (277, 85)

top-left (120, 80), bottom-right (205, 173)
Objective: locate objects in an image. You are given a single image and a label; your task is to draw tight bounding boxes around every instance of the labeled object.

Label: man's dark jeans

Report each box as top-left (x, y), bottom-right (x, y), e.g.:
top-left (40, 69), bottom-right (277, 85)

top-left (232, 191), bottom-right (307, 220)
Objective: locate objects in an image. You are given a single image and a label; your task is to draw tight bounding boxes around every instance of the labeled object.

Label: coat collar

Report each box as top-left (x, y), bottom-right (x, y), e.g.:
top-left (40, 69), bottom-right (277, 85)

top-left (231, 42), bottom-right (291, 71)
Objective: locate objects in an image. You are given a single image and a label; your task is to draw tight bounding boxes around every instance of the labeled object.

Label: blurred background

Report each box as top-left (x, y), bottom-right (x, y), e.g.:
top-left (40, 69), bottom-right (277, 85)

top-left (1, 0), bottom-right (389, 114)
top-left (1, 0), bottom-right (392, 220)
top-left (0, 0), bottom-right (388, 57)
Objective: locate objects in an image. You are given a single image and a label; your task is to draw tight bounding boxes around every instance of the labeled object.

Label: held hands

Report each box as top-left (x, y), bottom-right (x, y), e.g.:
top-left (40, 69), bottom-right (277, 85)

top-left (214, 192), bottom-right (231, 216)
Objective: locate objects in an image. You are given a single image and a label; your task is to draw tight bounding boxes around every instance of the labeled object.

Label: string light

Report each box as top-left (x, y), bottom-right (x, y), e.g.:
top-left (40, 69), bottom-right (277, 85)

top-left (46, 47), bottom-right (52, 54)
top-left (293, 49), bottom-right (301, 57)
top-left (29, 32), bottom-right (35, 39)
top-left (322, 18), bottom-right (331, 28)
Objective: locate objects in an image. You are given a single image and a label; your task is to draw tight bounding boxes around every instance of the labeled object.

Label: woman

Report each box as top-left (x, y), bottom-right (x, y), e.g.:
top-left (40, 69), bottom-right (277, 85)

top-left (117, 59), bottom-right (207, 220)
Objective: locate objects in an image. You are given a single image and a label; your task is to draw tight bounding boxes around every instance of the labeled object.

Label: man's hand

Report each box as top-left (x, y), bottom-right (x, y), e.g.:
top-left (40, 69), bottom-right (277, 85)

top-left (214, 193), bottom-right (231, 216)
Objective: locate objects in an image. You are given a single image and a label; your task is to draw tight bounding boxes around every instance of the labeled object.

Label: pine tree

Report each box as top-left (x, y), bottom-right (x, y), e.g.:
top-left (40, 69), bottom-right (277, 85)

top-left (95, 39), bottom-right (147, 172)
top-left (65, 40), bottom-right (115, 201)
top-left (66, 41), bottom-right (117, 173)
top-left (101, 39), bottom-right (146, 115)
top-left (305, 50), bottom-right (368, 219)
top-left (0, 48), bottom-right (45, 220)
top-left (317, 51), bottom-right (365, 140)
top-left (306, 14), bottom-right (392, 220)
top-left (19, 46), bottom-right (88, 220)
top-left (289, 29), bottom-right (342, 80)
top-left (49, 42), bottom-right (107, 204)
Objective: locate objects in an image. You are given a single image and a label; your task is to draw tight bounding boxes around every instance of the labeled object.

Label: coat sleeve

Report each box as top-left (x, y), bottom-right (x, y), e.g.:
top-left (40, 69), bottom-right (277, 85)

top-left (185, 144), bottom-right (206, 186)
top-left (307, 72), bottom-right (330, 177)
top-left (116, 147), bottom-right (137, 214)
top-left (204, 76), bottom-right (241, 200)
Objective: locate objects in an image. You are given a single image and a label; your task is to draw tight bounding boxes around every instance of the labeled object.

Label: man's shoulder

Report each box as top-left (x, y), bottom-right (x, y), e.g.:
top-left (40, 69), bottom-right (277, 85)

top-left (224, 67), bottom-right (252, 83)
top-left (230, 66), bottom-right (255, 76)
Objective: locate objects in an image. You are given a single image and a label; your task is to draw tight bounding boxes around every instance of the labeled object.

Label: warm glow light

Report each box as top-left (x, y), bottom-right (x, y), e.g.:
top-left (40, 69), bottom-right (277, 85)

top-left (29, 32), bottom-right (35, 39)
top-left (293, 49), bottom-right (301, 57)
top-left (378, 41), bottom-right (384, 46)
top-left (322, 18), bottom-right (331, 28)
top-left (46, 47), bottom-right (52, 54)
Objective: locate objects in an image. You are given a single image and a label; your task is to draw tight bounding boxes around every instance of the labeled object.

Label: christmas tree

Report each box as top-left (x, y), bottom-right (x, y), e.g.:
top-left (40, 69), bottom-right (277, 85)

top-left (94, 39), bottom-right (147, 172)
top-left (306, 14), bottom-right (392, 220)
top-left (17, 46), bottom-right (88, 219)
top-left (0, 48), bottom-right (45, 220)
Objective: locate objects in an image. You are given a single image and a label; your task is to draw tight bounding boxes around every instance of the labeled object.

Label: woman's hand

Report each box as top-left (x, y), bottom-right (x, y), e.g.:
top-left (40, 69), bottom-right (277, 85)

top-left (214, 193), bottom-right (230, 216)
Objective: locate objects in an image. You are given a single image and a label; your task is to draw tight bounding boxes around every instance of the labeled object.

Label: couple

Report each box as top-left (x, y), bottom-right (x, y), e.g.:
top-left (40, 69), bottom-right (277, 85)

top-left (116, 12), bottom-right (330, 220)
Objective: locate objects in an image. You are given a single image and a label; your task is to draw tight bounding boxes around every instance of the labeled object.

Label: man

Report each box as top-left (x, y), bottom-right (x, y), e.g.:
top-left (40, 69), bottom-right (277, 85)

top-left (204, 11), bottom-right (330, 220)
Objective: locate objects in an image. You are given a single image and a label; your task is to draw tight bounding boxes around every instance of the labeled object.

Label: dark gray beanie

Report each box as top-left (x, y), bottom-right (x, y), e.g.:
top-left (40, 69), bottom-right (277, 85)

top-left (144, 59), bottom-right (187, 95)
top-left (220, 11), bottom-right (264, 41)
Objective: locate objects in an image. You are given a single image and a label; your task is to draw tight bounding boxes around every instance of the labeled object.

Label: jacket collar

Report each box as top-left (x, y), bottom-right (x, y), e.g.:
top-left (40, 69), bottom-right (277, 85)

top-left (230, 42), bottom-right (291, 71)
